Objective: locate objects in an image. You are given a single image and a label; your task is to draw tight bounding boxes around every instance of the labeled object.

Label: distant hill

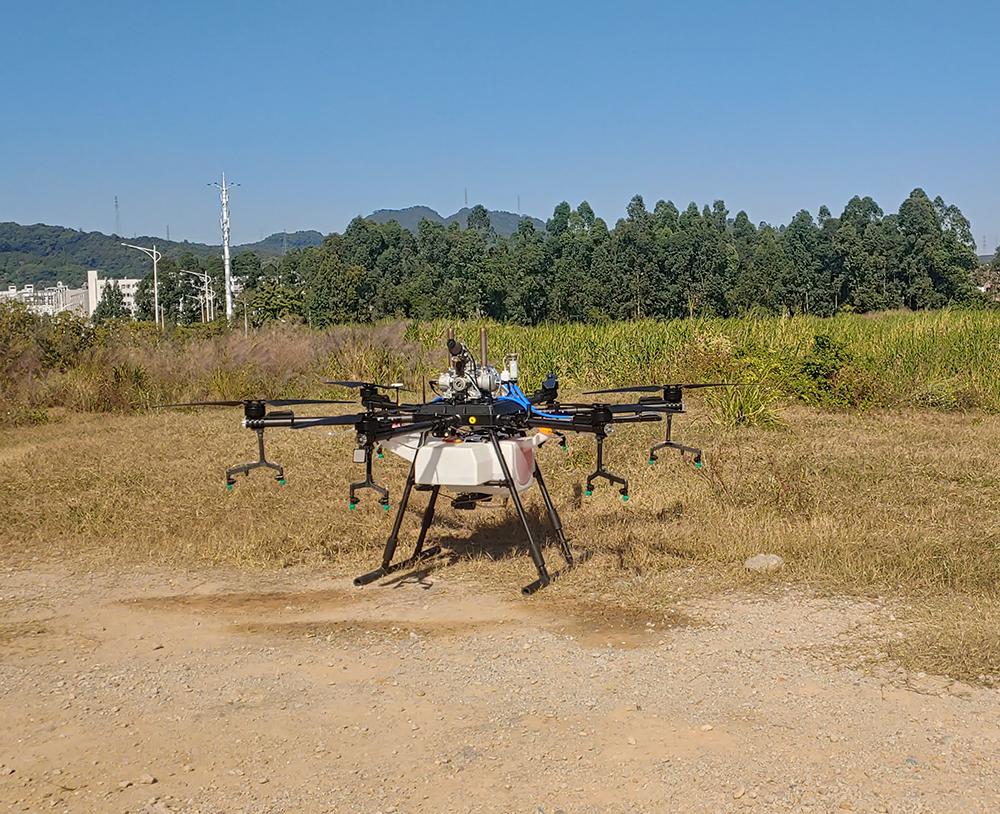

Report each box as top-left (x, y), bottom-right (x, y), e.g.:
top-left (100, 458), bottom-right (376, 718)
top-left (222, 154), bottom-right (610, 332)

top-left (0, 223), bottom-right (324, 288)
top-left (979, 254), bottom-right (995, 265)
top-left (0, 205), bottom-right (548, 290)
top-left (365, 206), bottom-right (544, 236)
top-left (235, 230), bottom-right (325, 256)
top-left (365, 206), bottom-right (443, 233)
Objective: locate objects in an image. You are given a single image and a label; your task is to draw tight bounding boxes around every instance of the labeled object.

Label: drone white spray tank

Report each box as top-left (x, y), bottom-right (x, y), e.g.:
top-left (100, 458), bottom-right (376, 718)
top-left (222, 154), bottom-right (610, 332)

top-left (384, 327), bottom-right (543, 494)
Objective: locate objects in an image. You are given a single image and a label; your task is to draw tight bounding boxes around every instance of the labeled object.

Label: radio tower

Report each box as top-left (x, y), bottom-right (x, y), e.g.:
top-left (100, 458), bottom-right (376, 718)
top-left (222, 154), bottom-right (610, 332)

top-left (114, 195), bottom-right (121, 235)
top-left (210, 173), bottom-right (238, 320)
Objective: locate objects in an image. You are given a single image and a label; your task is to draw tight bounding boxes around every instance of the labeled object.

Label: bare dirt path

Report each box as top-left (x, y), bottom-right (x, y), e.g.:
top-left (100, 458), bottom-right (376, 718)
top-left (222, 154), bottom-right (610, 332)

top-left (1, 566), bottom-right (997, 814)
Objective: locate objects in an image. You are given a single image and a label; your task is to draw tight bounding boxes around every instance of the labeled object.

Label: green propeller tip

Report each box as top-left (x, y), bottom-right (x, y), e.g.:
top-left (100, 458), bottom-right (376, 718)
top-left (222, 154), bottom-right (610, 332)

top-left (647, 458), bottom-right (655, 465)
top-left (584, 489), bottom-right (592, 497)
top-left (382, 503), bottom-right (391, 512)
top-left (622, 494), bottom-right (630, 502)
top-left (225, 483), bottom-right (234, 491)
top-left (694, 460), bottom-right (703, 469)
top-left (277, 478), bottom-right (286, 486)
top-left (348, 503), bottom-right (356, 511)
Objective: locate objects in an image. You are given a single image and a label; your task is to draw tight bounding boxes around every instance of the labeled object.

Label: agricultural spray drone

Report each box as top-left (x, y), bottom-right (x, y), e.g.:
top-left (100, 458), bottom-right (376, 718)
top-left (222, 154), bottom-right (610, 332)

top-left (162, 329), bottom-right (738, 594)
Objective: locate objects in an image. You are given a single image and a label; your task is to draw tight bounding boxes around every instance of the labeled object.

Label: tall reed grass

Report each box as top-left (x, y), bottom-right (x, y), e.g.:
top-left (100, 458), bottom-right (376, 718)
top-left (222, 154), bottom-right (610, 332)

top-left (2, 304), bottom-right (998, 425)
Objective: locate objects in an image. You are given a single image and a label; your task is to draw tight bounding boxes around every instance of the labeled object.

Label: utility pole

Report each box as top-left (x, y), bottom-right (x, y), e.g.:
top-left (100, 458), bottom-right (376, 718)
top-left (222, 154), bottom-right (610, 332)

top-left (210, 173), bottom-right (239, 321)
top-left (122, 243), bottom-right (162, 328)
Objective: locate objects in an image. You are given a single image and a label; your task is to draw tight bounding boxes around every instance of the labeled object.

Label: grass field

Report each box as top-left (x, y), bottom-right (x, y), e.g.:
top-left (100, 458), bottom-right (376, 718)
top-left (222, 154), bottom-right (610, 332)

top-left (2, 399), bottom-right (997, 685)
top-left (3, 310), bottom-right (998, 684)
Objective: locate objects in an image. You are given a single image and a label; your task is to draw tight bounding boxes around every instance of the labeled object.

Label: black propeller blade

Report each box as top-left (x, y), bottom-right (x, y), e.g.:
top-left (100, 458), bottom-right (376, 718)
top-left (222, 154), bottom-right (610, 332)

top-left (583, 382), bottom-right (744, 395)
top-left (323, 380), bottom-right (414, 393)
top-left (159, 398), bottom-right (354, 408)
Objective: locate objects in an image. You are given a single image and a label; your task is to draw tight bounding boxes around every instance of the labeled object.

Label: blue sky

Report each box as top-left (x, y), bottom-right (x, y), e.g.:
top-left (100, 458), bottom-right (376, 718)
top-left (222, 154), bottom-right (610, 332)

top-left (1, 0), bottom-right (997, 249)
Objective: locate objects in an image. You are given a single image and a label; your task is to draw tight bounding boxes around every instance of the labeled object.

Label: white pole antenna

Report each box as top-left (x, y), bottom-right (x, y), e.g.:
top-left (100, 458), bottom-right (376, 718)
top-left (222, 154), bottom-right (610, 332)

top-left (210, 172), bottom-right (239, 321)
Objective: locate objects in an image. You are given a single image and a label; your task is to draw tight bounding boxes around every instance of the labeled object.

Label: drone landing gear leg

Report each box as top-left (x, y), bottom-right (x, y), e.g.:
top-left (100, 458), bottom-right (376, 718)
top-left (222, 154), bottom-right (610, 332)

top-left (585, 434), bottom-right (629, 501)
top-left (488, 430), bottom-right (551, 595)
top-left (226, 428), bottom-right (284, 489)
top-left (353, 470), bottom-right (442, 587)
top-left (349, 446), bottom-right (389, 510)
top-left (648, 415), bottom-right (703, 467)
top-left (534, 462), bottom-right (573, 566)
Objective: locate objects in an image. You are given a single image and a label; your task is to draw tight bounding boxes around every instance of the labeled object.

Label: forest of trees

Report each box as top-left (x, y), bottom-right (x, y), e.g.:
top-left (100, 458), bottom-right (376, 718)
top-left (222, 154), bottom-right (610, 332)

top-left (133, 188), bottom-right (990, 326)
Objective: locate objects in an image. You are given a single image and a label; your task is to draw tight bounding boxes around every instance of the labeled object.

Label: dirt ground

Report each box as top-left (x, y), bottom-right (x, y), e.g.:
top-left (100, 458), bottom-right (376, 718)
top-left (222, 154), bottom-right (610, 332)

top-left (1, 564), bottom-right (998, 814)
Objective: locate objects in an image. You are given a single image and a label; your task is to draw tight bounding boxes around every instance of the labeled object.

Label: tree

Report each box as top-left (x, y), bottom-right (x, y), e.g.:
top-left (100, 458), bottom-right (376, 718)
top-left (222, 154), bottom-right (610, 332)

top-left (730, 226), bottom-right (788, 313)
top-left (897, 188), bottom-right (975, 308)
top-left (466, 204), bottom-right (492, 234)
top-left (546, 202), bottom-right (571, 237)
top-left (93, 281), bottom-right (130, 322)
top-left (303, 253), bottom-right (364, 326)
top-left (247, 277), bottom-right (304, 325)
top-left (782, 210), bottom-right (827, 314)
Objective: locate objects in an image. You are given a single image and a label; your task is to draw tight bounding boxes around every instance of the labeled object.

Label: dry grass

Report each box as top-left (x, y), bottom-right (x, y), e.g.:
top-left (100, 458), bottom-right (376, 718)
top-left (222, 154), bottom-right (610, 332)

top-left (1, 402), bottom-right (998, 684)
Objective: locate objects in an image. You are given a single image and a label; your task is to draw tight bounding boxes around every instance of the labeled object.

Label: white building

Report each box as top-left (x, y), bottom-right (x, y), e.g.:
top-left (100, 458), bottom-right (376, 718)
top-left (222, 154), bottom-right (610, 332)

top-left (0, 282), bottom-right (87, 316)
top-left (86, 269), bottom-right (141, 317)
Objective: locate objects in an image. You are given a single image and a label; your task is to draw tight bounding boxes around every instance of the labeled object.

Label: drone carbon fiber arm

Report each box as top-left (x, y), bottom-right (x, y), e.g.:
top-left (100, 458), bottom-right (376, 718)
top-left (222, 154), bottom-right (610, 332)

top-left (525, 407), bottom-right (661, 434)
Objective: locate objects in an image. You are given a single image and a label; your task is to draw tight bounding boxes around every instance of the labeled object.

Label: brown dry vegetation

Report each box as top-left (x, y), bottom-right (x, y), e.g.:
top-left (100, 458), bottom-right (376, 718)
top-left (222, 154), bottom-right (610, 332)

top-left (2, 400), bottom-right (997, 685)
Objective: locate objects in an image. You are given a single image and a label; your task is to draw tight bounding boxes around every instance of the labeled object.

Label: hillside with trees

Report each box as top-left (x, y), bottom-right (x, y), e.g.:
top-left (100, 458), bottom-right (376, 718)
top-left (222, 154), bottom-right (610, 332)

top-left (0, 223), bottom-right (324, 289)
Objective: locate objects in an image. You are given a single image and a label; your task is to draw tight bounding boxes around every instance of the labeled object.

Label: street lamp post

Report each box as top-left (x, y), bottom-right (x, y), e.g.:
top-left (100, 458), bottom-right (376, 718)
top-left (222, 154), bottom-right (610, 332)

top-left (180, 269), bottom-right (214, 323)
top-left (121, 242), bottom-right (162, 328)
